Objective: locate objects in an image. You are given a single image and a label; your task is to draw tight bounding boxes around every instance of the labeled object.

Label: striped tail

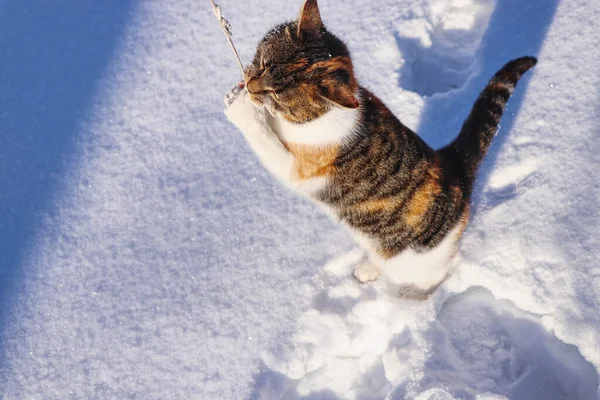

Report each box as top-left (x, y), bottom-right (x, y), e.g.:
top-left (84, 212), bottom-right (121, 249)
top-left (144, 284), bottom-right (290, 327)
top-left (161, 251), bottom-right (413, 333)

top-left (439, 56), bottom-right (537, 194)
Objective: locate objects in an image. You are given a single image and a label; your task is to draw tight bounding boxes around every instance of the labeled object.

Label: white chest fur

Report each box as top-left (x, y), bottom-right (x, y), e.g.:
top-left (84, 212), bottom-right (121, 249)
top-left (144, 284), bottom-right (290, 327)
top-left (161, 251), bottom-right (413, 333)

top-left (268, 105), bottom-right (361, 146)
top-left (263, 105), bottom-right (361, 196)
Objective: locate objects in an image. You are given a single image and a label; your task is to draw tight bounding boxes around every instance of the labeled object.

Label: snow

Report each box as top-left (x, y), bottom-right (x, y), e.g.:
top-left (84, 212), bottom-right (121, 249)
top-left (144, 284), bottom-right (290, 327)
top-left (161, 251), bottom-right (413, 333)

top-left (1, 0), bottom-right (599, 399)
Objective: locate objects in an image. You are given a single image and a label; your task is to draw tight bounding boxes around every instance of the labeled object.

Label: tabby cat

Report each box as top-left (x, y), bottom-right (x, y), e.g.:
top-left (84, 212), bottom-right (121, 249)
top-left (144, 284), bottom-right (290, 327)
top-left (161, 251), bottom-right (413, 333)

top-left (224, 0), bottom-right (536, 297)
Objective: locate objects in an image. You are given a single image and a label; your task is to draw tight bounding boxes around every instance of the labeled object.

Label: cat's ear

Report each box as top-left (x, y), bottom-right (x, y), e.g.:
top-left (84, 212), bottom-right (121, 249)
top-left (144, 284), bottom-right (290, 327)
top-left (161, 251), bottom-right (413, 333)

top-left (322, 85), bottom-right (360, 109)
top-left (297, 0), bottom-right (324, 35)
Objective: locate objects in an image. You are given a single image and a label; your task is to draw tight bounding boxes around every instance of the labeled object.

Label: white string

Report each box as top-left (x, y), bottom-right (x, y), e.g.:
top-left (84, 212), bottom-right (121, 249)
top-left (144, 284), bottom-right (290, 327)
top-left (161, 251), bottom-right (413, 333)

top-left (209, 0), bottom-right (246, 76)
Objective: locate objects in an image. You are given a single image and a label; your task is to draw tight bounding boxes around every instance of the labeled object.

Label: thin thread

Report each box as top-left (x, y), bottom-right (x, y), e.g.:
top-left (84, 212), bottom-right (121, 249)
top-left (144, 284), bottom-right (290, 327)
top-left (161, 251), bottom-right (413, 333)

top-left (209, 0), bottom-right (246, 76)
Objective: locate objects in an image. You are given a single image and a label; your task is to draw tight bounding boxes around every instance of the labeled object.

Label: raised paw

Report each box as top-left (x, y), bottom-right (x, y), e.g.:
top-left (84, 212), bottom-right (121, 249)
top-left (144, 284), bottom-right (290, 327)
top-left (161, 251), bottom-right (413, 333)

top-left (224, 81), bottom-right (246, 107)
top-left (353, 263), bottom-right (382, 283)
top-left (224, 81), bottom-right (266, 130)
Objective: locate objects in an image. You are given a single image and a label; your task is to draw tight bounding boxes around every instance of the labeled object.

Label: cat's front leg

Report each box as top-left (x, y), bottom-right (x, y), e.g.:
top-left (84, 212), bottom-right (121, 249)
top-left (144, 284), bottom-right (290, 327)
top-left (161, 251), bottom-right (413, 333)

top-left (224, 84), bottom-right (294, 181)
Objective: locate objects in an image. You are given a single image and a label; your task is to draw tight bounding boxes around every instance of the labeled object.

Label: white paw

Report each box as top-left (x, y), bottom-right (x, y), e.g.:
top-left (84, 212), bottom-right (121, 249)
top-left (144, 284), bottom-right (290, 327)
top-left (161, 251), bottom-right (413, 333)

top-left (223, 81), bottom-right (245, 108)
top-left (353, 263), bottom-right (382, 283)
top-left (223, 82), bottom-right (264, 129)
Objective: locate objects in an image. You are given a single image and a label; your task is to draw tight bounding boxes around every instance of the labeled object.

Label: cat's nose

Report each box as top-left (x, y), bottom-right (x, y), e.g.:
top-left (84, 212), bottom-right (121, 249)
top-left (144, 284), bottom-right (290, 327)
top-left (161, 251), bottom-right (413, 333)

top-left (246, 77), bottom-right (263, 94)
top-left (246, 74), bottom-right (273, 94)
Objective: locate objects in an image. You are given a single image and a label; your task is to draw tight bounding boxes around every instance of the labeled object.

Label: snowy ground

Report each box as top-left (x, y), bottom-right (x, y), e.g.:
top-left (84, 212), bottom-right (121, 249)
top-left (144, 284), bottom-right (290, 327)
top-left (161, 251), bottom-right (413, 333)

top-left (1, 0), bottom-right (599, 399)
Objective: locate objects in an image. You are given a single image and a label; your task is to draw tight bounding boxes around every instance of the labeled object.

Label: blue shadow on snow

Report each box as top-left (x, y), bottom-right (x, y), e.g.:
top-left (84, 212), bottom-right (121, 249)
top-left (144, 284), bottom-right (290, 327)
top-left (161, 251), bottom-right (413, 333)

top-left (0, 0), bottom-right (138, 367)
top-left (412, 0), bottom-right (560, 208)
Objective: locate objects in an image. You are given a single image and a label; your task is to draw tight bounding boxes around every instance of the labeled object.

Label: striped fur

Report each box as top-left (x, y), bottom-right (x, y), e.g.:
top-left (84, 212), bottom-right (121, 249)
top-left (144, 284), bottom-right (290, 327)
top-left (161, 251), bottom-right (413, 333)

top-left (226, 0), bottom-right (536, 296)
top-left (439, 57), bottom-right (537, 195)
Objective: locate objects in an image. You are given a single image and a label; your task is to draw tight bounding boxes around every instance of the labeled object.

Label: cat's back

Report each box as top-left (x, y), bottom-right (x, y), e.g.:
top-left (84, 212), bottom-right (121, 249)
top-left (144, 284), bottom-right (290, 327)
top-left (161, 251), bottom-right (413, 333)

top-left (318, 89), bottom-right (467, 256)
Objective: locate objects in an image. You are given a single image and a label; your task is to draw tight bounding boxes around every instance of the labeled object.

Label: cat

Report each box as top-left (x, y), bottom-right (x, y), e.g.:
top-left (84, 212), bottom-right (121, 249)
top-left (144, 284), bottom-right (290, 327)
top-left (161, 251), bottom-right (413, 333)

top-left (224, 0), bottom-right (536, 298)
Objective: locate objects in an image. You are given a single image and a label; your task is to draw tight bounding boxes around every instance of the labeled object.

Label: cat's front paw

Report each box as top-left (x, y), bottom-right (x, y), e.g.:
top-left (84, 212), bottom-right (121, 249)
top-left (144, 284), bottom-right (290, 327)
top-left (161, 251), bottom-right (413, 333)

top-left (224, 81), bottom-right (246, 108)
top-left (223, 81), bottom-right (264, 129)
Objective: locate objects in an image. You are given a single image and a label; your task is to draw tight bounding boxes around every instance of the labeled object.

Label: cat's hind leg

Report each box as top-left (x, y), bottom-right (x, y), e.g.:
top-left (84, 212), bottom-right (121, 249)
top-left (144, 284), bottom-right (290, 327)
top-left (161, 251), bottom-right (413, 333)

top-left (382, 223), bottom-right (465, 299)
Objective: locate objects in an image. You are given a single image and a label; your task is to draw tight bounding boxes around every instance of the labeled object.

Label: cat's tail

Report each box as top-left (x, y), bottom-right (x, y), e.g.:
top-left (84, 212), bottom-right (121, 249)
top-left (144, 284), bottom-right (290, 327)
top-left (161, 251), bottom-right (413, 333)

top-left (439, 56), bottom-right (537, 194)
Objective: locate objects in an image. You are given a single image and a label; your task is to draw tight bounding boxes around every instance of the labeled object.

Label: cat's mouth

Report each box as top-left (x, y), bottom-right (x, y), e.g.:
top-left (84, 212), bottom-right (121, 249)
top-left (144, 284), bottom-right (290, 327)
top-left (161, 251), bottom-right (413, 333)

top-left (246, 89), bottom-right (269, 106)
top-left (245, 84), bottom-right (279, 115)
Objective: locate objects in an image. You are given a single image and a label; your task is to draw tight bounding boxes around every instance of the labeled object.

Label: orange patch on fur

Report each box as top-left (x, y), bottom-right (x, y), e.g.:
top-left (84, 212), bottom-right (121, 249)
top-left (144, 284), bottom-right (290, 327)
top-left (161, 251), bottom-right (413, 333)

top-left (284, 142), bottom-right (340, 180)
top-left (307, 56), bottom-right (352, 73)
top-left (377, 247), bottom-right (396, 260)
top-left (285, 58), bottom-right (309, 73)
top-left (353, 197), bottom-right (398, 213)
top-left (404, 168), bottom-right (442, 230)
top-left (456, 203), bottom-right (470, 237)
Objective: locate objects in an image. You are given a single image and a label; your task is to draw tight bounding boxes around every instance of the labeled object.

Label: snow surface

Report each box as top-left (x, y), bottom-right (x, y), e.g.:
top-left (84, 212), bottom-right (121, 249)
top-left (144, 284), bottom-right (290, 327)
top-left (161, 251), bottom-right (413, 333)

top-left (1, 0), bottom-right (599, 398)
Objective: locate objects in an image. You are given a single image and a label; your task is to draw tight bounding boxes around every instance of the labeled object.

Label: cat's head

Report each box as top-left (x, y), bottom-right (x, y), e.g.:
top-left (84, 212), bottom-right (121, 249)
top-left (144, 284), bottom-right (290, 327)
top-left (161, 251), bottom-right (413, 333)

top-left (244, 0), bottom-right (359, 123)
